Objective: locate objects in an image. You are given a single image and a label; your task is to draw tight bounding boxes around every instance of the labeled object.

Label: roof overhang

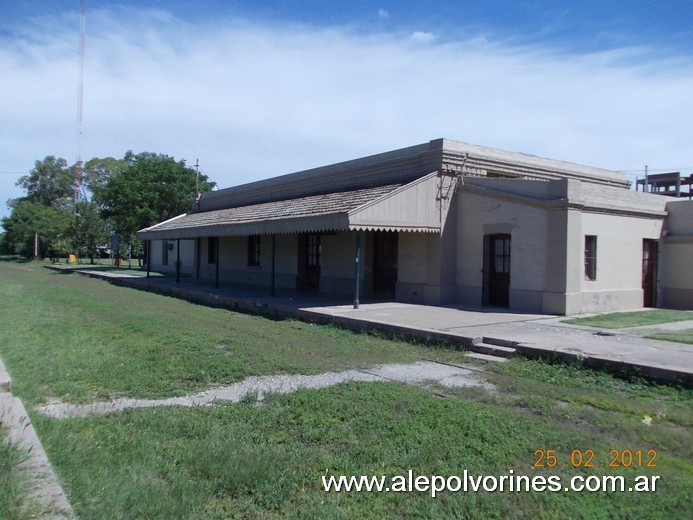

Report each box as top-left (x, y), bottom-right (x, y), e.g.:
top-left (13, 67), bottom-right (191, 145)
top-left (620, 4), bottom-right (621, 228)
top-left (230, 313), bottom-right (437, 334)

top-left (137, 172), bottom-right (445, 240)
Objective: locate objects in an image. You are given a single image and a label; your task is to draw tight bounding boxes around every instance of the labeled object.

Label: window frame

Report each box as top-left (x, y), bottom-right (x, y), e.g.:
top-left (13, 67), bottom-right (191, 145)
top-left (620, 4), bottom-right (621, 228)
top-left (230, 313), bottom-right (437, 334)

top-left (306, 234), bottom-right (320, 267)
top-left (247, 235), bottom-right (261, 266)
top-left (584, 235), bottom-right (597, 281)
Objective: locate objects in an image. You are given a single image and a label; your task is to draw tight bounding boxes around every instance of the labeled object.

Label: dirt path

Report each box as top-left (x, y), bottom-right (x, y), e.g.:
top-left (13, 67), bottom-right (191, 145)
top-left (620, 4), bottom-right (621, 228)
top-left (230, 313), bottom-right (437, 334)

top-left (36, 360), bottom-right (492, 419)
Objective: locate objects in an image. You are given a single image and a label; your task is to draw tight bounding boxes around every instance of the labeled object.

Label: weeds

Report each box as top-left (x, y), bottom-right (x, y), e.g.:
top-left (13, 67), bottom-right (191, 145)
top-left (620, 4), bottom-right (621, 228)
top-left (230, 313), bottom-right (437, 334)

top-left (2, 261), bottom-right (692, 518)
top-left (0, 423), bottom-right (33, 520)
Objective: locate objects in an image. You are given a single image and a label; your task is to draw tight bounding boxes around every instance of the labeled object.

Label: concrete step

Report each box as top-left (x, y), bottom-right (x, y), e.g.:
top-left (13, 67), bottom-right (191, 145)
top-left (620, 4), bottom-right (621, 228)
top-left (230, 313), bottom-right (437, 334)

top-left (465, 352), bottom-right (508, 363)
top-left (468, 337), bottom-right (517, 358)
top-left (481, 336), bottom-right (519, 349)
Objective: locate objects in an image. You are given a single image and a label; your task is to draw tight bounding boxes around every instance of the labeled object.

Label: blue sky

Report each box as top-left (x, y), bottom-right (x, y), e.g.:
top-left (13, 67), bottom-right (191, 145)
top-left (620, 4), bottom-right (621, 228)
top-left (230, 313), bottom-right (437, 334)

top-left (2, 1), bottom-right (692, 226)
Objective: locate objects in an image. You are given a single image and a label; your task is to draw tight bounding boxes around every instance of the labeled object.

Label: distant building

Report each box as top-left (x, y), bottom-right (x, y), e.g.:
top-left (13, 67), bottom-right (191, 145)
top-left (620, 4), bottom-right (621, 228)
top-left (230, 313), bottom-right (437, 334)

top-left (636, 172), bottom-right (693, 199)
top-left (138, 139), bottom-right (693, 314)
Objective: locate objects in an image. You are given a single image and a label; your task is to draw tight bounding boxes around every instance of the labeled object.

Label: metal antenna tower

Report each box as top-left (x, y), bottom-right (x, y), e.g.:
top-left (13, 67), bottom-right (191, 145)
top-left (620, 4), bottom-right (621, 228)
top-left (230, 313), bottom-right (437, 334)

top-left (75, 0), bottom-right (87, 203)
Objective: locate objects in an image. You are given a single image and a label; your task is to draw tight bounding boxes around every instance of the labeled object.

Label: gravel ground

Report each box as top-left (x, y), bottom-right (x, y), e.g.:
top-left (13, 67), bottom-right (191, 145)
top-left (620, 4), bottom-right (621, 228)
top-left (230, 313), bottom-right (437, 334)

top-left (36, 361), bottom-right (493, 419)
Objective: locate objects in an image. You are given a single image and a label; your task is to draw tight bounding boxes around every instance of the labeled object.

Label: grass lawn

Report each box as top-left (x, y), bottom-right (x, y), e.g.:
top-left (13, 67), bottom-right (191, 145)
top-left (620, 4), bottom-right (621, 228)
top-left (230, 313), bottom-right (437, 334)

top-left (646, 330), bottom-right (693, 345)
top-left (563, 309), bottom-right (693, 329)
top-left (1, 261), bottom-right (691, 519)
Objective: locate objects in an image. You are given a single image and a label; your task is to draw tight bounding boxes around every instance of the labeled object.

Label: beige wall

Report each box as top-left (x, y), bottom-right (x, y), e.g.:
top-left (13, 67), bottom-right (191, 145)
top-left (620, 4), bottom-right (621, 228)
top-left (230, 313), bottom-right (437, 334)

top-left (661, 239), bottom-right (693, 309)
top-left (146, 180), bottom-right (690, 314)
top-left (320, 231), bottom-right (360, 294)
top-left (661, 200), bottom-right (693, 309)
top-left (193, 231), bottom-right (370, 296)
top-left (397, 232), bottom-right (429, 303)
top-left (576, 213), bottom-right (663, 313)
top-left (456, 187), bottom-right (550, 312)
top-left (148, 239), bottom-right (195, 275)
top-left (197, 235), bottom-right (299, 289)
top-left (455, 178), bottom-right (670, 314)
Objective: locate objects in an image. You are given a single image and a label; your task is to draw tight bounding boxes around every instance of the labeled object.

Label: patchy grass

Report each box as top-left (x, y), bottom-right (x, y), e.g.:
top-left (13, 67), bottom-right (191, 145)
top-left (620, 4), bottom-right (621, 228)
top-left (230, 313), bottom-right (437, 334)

top-left (1, 260), bottom-right (692, 518)
top-left (0, 424), bottom-right (35, 519)
top-left (33, 380), bottom-right (693, 519)
top-left (0, 262), bottom-right (427, 407)
top-left (563, 310), bottom-right (693, 329)
top-left (646, 329), bottom-right (693, 345)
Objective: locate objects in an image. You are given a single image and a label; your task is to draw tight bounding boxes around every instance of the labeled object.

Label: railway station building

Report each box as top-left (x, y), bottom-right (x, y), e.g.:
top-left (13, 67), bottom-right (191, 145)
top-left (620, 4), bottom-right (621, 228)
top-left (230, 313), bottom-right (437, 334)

top-left (137, 138), bottom-right (693, 314)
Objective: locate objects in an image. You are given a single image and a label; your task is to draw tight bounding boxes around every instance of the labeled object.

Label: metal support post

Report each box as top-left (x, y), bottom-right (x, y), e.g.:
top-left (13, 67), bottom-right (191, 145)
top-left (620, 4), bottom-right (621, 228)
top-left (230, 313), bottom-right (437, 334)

top-left (354, 231), bottom-right (361, 309)
top-left (176, 238), bottom-right (181, 283)
top-left (271, 234), bottom-right (276, 297)
top-left (215, 238), bottom-right (220, 289)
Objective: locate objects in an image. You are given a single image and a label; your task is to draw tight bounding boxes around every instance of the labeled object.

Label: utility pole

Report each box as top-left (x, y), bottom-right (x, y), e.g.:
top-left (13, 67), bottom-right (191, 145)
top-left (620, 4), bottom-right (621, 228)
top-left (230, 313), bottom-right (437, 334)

top-left (195, 158), bottom-right (200, 201)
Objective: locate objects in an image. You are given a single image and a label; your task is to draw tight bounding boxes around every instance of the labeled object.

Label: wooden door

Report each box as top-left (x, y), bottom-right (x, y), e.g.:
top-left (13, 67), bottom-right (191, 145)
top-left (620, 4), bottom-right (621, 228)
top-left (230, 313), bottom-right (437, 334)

top-left (487, 234), bottom-right (511, 307)
top-left (304, 233), bottom-right (321, 290)
top-left (642, 239), bottom-right (658, 307)
top-left (373, 231), bottom-right (398, 298)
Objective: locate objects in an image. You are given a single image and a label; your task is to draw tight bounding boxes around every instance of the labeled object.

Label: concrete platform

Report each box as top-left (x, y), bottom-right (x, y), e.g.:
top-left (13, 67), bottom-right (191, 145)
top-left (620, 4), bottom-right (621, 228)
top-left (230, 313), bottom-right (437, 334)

top-left (49, 268), bottom-right (693, 387)
top-left (303, 302), bottom-right (693, 386)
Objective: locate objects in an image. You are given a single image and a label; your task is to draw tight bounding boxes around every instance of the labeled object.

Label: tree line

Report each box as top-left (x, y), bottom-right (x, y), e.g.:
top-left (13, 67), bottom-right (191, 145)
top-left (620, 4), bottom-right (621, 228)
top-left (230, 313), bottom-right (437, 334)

top-left (1, 152), bottom-right (215, 262)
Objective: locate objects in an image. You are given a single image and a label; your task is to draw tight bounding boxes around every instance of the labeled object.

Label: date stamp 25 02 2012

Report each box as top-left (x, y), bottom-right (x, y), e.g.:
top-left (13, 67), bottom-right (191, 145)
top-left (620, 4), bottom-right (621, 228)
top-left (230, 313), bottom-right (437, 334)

top-left (533, 449), bottom-right (657, 469)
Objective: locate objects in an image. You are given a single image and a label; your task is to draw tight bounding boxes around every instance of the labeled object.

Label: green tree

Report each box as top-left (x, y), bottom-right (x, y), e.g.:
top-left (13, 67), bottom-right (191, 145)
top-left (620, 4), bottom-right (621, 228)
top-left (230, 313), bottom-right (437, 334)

top-left (4, 156), bottom-right (76, 259)
top-left (1, 202), bottom-right (72, 259)
top-left (95, 151), bottom-right (215, 252)
top-left (82, 157), bottom-right (126, 197)
top-left (70, 201), bottom-right (108, 263)
top-left (16, 156), bottom-right (75, 208)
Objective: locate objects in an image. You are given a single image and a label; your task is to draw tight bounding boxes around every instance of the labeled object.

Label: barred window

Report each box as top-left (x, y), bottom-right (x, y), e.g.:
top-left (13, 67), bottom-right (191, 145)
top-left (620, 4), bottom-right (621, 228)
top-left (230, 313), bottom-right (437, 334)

top-left (584, 235), bottom-right (597, 281)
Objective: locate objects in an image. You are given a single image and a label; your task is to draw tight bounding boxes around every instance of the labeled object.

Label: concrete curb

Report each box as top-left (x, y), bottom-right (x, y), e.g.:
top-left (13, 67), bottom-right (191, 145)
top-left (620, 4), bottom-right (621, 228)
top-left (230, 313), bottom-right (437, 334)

top-left (0, 360), bottom-right (11, 392)
top-left (513, 344), bottom-right (692, 387)
top-left (0, 358), bottom-right (75, 519)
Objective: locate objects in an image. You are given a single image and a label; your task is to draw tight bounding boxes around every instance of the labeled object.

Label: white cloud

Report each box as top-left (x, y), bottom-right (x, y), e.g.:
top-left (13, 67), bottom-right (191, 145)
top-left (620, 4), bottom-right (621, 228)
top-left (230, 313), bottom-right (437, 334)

top-left (1, 8), bottom-right (693, 223)
top-left (410, 31), bottom-right (436, 44)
